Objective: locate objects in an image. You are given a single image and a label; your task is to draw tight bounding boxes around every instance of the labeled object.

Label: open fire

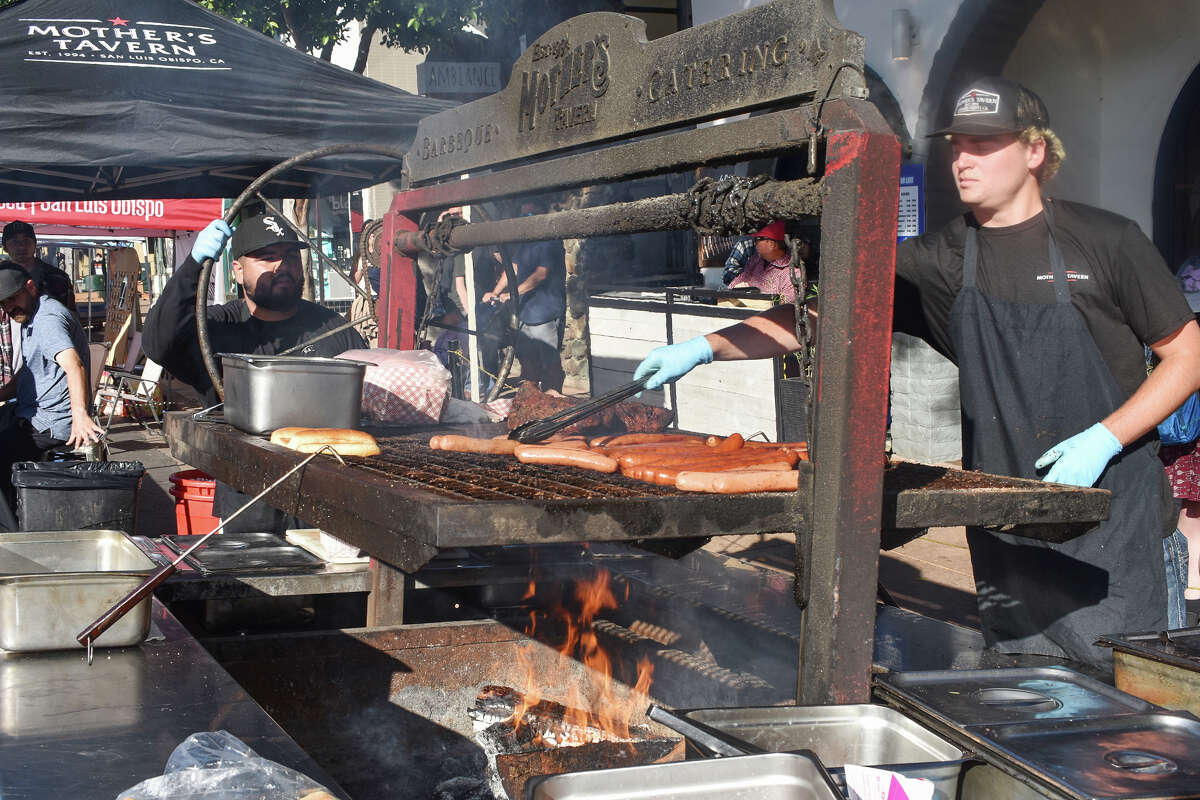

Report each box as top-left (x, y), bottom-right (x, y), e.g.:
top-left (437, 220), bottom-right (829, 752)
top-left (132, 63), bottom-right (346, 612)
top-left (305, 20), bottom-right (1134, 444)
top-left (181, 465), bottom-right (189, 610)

top-left (469, 566), bottom-right (678, 797)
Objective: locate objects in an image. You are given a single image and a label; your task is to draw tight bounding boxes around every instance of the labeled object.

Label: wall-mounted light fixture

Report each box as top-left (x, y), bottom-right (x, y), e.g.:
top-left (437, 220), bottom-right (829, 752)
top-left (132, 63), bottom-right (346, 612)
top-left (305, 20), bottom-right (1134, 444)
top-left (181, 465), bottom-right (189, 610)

top-left (892, 9), bottom-right (917, 61)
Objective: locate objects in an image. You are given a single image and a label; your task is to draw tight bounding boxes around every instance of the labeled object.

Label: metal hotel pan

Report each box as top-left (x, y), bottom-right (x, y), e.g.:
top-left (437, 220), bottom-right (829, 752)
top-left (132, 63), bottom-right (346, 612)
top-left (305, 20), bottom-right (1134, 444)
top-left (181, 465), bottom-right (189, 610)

top-left (680, 704), bottom-right (967, 800)
top-left (874, 667), bottom-right (1155, 727)
top-left (525, 752), bottom-right (842, 800)
top-left (0, 530), bottom-right (158, 651)
top-left (219, 353), bottom-right (367, 434)
top-left (967, 711), bottom-right (1200, 799)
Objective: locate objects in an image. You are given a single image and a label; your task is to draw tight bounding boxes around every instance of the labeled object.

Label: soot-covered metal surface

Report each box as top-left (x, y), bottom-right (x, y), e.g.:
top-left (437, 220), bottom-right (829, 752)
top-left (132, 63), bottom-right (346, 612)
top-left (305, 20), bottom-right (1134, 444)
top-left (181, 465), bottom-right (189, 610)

top-left (165, 413), bottom-right (1109, 573)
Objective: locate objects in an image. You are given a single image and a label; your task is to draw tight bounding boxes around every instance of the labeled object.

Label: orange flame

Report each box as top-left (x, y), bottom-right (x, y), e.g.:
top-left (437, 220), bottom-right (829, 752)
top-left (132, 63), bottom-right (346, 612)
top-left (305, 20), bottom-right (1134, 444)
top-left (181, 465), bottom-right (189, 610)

top-left (506, 567), bottom-right (654, 744)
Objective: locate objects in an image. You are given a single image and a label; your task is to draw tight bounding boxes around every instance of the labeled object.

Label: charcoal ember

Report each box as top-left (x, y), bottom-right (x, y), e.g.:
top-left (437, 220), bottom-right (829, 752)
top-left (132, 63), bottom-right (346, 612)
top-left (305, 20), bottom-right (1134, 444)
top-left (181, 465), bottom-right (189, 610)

top-left (506, 383), bottom-right (673, 435)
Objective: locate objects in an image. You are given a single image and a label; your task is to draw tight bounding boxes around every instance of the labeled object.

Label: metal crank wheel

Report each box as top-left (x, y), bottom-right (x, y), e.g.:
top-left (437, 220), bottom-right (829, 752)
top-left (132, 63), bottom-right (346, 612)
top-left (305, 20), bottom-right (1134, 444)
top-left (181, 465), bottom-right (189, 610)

top-left (195, 144), bottom-right (407, 400)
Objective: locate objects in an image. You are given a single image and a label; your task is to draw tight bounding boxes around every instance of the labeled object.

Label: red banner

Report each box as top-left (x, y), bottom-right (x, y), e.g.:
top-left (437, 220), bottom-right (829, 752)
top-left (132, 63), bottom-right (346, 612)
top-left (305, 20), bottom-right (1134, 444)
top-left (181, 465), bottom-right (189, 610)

top-left (0, 199), bottom-right (222, 231)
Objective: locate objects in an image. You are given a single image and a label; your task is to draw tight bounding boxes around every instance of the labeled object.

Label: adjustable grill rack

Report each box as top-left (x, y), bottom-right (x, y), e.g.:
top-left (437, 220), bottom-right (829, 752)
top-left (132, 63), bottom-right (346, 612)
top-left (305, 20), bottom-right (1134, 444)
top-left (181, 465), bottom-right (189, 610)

top-left (172, 0), bottom-right (1110, 704)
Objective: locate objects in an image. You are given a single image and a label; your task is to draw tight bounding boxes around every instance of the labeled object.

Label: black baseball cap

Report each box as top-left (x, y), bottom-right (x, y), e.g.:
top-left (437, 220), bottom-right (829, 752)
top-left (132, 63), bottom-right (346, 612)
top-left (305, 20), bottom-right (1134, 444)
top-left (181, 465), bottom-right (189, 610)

top-left (0, 262), bottom-right (32, 301)
top-left (929, 77), bottom-right (1049, 137)
top-left (230, 213), bottom-right (309, 259)
top-left (2, 220), bottom-right (35, 245)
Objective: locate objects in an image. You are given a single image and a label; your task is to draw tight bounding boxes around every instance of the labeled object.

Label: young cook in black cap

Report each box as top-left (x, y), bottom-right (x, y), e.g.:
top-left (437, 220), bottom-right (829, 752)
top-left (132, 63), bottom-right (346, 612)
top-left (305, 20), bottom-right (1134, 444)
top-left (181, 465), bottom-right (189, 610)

top-left (633, 76), bottom-right (1200, 668)
top-left (142, 212), bottom-right (367, 534)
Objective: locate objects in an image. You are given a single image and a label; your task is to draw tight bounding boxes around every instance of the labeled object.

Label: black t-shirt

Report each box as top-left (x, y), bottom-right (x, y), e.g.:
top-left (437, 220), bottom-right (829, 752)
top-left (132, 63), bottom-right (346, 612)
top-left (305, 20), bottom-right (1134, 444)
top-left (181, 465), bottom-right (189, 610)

top-left (895, 199), bottom-right (1194, 399)
top-left (143, 255), bottom-right (367, 405)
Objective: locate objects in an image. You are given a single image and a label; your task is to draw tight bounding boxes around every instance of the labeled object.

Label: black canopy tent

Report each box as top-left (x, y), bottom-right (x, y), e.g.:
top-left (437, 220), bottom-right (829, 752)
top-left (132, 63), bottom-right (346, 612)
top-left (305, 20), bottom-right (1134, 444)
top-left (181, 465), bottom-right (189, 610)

top-left (0, 0), bottom-right (454, 200)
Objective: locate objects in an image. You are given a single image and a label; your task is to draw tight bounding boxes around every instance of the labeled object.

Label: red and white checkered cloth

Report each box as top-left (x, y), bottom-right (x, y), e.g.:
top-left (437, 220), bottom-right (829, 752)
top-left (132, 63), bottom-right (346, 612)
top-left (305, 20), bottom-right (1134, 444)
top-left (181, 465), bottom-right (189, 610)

top-left (338, 349), bottom-right (451, 425)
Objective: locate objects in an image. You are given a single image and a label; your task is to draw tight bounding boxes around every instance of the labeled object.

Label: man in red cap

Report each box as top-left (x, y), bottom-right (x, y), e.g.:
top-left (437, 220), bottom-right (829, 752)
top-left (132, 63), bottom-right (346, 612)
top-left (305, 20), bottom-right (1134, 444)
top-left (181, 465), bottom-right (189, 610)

top-left (727, 220), bottom-right (803, 302)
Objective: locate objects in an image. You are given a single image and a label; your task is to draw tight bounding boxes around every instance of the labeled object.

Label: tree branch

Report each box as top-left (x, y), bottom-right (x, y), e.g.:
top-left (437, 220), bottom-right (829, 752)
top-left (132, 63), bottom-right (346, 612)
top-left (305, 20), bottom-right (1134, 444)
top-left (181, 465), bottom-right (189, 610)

top-left (279, 1), bottom-right (308, 52)
top-left (353, 24), bottom-right (376, 74)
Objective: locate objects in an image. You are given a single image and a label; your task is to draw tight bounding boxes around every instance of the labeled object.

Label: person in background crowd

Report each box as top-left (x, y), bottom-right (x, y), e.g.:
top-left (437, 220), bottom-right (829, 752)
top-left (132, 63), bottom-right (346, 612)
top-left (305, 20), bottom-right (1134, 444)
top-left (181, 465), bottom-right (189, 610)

top-left (1159, 247), bottom-right (1200, 601)
top-left (722, 236), bottom-right (755, 286)
top-left (144, 213), bottom-right (366, 534)
top-left (727, 221), bottom-right (811, 303)
top-left (2, 221), bottom-right (76, 314)
top-left (481, 199), bottom-right (566, 393)
top-left (0, 303), bottom-right (15, 391)
top-left (634, 77), bottom-right (1200, 667)
top-left (0, 263), bottom-right (102, 531)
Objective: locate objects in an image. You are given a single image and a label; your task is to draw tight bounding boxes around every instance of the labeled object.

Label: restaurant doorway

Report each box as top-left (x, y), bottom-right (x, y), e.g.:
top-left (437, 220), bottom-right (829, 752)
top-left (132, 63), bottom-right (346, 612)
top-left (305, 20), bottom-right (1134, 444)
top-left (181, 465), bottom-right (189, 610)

top-left (1154, 61), bottom-right (1200, 273)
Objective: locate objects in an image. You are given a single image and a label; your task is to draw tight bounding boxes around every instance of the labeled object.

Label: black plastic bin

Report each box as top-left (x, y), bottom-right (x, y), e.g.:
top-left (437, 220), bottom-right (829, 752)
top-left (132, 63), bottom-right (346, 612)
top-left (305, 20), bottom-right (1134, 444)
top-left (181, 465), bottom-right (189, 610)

top-left (12, 461), bottom-right (145, 534)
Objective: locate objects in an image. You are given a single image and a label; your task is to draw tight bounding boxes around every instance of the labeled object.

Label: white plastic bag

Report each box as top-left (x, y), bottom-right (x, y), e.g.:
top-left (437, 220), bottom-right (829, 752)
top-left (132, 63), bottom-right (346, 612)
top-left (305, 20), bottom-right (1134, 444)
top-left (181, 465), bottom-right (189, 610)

top-left (338, 348), bottom-right (451, 425)
top-left (115, 730), bottom-right (335, 800)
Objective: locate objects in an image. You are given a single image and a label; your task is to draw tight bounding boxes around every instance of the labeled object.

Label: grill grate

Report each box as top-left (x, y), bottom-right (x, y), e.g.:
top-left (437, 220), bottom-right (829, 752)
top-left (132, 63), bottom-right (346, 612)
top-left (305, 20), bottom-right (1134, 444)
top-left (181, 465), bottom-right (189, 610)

top-left (348, 438), bottom-right (681, 502)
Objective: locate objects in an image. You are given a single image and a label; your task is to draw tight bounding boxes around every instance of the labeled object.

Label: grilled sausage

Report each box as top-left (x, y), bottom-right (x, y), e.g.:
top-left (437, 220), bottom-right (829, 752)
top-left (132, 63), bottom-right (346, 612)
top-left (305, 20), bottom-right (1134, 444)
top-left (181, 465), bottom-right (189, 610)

top-left (620, 448), bottom-right (800, 470)
top-left (589, 433), bottom-right (702, 448)
top-left (645, 457), bottom-right (795, 486)
top-left (514, 445), bottom-right (619, 473)
top-left (708, 433), bottom-right (745, 452)
top-left (676, 470), bottom-right (800, 493)
top-left (437, 435), bottom-right (519, 455)
top-left (611, 443), bottom-right (730, 467)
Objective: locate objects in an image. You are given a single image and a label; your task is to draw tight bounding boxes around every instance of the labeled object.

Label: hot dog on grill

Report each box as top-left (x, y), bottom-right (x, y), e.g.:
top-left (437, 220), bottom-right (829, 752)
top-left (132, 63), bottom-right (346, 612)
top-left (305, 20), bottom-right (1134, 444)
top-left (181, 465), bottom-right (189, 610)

top-left (435, 435), bottom-right (519, 455)
top-left (640, 455), bottom-right (797, 485)
top-left (676, 469), bottom-right (800, 493)
top-left (589, 433), bottom-right (702, 448)
top-left (707, 433), bottom-right (745, 452)
top-left (285, 428), bottom-right (381, 457)
top-left (513, 445), bottom-right (619, 473)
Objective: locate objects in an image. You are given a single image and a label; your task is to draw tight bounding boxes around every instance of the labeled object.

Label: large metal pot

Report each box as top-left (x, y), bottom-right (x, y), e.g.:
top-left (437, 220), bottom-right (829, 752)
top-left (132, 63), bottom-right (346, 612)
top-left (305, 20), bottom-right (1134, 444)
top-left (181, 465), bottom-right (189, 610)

top-left (219, 353), bottom-right (366, 434)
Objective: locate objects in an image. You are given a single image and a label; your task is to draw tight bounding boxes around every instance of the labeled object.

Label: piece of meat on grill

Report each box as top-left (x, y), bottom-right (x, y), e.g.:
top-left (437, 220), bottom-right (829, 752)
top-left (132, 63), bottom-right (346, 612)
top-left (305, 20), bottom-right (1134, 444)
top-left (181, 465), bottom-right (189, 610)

top-left (506, 383), bottom-right (674, 436)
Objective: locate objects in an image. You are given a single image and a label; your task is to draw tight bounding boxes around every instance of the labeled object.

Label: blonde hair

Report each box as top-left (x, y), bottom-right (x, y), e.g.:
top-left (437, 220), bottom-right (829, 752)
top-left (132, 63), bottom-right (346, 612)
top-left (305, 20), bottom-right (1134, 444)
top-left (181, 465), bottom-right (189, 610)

top-left (1021, 126), bottom-right (1065, 182)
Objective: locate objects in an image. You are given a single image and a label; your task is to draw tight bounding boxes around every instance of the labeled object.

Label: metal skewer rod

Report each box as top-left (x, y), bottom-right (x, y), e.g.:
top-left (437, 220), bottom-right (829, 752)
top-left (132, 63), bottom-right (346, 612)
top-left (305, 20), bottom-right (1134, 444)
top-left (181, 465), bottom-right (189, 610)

top-left (75, 446), bottom-right (346, 664)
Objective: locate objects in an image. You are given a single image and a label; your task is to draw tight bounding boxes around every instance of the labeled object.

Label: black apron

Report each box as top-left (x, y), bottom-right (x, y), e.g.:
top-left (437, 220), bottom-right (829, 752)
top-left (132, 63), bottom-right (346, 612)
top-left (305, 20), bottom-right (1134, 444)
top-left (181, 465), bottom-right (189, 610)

top-left (949, 201), bottom-right (1169, 668)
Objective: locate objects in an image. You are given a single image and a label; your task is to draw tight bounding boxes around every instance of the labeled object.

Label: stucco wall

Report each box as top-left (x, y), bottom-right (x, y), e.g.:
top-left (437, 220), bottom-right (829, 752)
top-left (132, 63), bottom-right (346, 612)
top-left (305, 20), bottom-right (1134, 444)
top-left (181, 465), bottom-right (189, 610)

top-left (1006, 0), bottom-right (1200, 233)
top-left (691, 0), bottom-right (962, 142)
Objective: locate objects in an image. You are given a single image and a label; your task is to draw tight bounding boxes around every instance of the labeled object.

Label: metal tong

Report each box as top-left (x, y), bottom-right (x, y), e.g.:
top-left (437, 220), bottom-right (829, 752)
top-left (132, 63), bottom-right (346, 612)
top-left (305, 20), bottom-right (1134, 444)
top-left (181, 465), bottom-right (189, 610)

top-left (647, 704), bottom-right (761, 758)
top-left (507, 376), bottom-right (651, 443)
top-left (74, 446), bottom-right (345, 665)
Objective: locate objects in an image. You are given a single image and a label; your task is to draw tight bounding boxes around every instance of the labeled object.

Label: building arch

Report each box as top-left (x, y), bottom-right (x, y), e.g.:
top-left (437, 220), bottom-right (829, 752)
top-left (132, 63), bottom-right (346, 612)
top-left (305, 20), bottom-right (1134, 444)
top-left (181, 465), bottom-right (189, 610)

top-left (1153, 61), bottom-right (1200, 271)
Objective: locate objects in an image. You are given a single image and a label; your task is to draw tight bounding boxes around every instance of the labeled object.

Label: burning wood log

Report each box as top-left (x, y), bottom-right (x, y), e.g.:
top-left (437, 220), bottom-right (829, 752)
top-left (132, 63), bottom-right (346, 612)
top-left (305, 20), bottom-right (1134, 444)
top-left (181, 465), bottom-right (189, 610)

top-left (470, 685), bottom-right (682, 799)
top-left (471, 684), bottom-right (655, 748)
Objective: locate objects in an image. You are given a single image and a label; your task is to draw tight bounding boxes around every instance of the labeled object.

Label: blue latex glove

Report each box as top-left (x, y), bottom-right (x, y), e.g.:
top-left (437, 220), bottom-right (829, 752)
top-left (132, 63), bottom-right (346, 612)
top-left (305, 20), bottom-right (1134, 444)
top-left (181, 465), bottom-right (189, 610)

top-left (633, 336), bottom-right (714, 391)
top-left (191, 219), bottom-right (232, 262)
top-left (1034, 422), bottom-right (1122, 487)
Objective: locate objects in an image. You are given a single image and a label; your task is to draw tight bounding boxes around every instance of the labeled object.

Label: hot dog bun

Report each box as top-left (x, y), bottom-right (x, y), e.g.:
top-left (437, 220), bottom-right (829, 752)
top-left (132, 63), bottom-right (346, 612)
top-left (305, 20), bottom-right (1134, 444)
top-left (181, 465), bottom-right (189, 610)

top-left (270, 426), bottom-right (309, 446)
top-left (285, 427), bottom-right (381, 457)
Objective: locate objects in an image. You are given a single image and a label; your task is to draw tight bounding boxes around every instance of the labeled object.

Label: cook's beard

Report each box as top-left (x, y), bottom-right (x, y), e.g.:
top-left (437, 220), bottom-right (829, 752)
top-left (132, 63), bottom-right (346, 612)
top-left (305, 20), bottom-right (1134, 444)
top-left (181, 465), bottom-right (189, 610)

top-left (246, 279), bottom-right (302, 312)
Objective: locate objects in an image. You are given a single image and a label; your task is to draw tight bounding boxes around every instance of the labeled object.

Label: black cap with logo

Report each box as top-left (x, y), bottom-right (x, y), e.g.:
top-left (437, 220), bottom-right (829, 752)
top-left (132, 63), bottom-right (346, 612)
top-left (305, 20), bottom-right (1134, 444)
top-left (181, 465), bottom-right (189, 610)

top-left (230, 213), bottom-right (309, 259)
top-left (0, 262), bottom-right (32, 301)
top-left (2, 220), bottom-right (35, 245)
top-left (929, 77), bottom-right (1049, 137)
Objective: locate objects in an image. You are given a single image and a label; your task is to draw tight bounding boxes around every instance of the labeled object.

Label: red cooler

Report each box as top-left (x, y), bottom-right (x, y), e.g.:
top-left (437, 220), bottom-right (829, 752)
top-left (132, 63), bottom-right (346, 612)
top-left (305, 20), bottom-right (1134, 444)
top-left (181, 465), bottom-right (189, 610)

top-left (168, 469), bottom-right (220, 536)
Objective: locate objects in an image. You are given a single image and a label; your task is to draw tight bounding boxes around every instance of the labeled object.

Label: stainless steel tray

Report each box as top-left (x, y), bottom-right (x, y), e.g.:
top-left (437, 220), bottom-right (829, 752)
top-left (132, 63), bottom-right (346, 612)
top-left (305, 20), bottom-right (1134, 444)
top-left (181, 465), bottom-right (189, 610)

top-left (525, 752), bottom-right (842, 800)
top-left (682, 704), bottom-right (965, 800)
top-left (0, 530), bottom-right (157, 651)
top-left (967, 712), bottom-right (1200, 799)
top-left (163, 533), bottom-right (324, 574)
top-left (875, 667), bottom-right (1155, 727)
top-left (219, 353), bottom-right (366, 435)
